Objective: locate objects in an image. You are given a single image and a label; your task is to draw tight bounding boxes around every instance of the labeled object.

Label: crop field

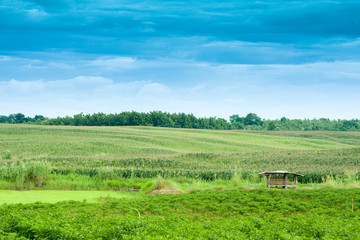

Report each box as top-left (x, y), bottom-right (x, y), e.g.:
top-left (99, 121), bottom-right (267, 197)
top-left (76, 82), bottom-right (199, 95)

top-left (1, 124), bottom-right (360, 190)
top-left (1, 124), bottom-right (360, 239)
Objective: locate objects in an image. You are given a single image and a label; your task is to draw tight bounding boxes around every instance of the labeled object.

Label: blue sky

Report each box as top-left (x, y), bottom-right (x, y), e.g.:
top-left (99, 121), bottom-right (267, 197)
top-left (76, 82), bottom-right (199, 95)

top-left (1, 0), bottom-right (360, 119)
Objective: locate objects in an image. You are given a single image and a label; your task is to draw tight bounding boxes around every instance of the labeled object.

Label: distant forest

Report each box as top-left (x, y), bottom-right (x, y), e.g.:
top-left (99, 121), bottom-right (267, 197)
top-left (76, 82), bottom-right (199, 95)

top-left (0, 112), bottom-right (359, 131)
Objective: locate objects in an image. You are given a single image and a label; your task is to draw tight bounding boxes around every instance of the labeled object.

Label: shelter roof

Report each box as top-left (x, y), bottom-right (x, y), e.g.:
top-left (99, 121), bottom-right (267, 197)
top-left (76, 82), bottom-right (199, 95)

top-left (258, 170), bottom-right (304, 176)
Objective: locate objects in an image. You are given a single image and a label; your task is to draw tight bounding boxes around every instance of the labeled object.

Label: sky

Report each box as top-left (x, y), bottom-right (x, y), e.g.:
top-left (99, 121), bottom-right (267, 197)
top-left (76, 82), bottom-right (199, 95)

top-left (1, 0), bottom-right (360, 120)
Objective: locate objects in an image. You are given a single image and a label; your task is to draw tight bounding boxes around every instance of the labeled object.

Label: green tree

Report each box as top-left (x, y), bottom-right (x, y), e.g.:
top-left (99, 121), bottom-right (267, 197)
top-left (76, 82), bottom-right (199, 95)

top-left (267, 121), bottom-right (277, 131)
top-left (129, 111), bottom-right (144, 126)
top-left (244, 113), bottom-right (262, 126)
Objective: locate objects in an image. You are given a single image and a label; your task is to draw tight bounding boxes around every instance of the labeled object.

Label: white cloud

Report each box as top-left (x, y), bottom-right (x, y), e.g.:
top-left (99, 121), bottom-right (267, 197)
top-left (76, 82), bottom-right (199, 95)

top-left (202, 41), bottom-right (258, 47)
top-left (0, 77), bottom-right (174, 117)
top-left (341, 38), bottom-right (360, 47)
top-left (186, 84), bottom-right (207, 95)
top-left (0, 56), bottom-right (13, 62)
top-left (89, 57), bottom-right (137, 70)
top-left (25, 9), bottom-right (48, 18)
top-left (137, 83), bottom-right (171, 97)
top-left (1, 58), bottom-right (360, 120)
top-left (47, 62), bottom-right (75, 70)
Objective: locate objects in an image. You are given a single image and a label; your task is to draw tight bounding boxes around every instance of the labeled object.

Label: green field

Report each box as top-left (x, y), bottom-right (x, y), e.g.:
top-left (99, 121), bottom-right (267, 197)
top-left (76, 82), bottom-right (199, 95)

top-left (1, 124), bottom-right (360, 190)
top-left (1, 124), bottom-right (360, 239)
top-left (1, 189), bottom-right (360, 239)
top-left (0, 125), bottom-right (356, 158)
top-left (0, 190), bottom-right (137, 204)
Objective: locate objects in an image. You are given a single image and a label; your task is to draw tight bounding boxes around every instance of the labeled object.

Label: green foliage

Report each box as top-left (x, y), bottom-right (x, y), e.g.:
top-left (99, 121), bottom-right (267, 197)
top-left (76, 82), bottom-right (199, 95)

top-left (267, 121), bottom-right (277, 131)
top-left (244, 113), bottom-right (263, 126)
top-left (0, 161), bottom-right (50, 188)
top-left (1, 150), bottom-right (12, 160)
top-left (1, 189), bottom-right (360, 239)
top-left (2, 111), bottom-right (360, 131)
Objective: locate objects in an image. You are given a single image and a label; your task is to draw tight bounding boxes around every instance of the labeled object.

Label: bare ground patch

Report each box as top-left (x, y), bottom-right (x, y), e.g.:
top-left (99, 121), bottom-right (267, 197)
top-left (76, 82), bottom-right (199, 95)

top-left (147, 188), bottom-right (186, 195)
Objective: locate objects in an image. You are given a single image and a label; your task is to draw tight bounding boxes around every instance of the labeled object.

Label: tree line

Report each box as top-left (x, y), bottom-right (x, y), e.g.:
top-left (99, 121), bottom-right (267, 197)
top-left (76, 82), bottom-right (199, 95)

top-left (0, 112), bottom-right (359, 131)
top-left (230, 113), bottom-right (360, 131)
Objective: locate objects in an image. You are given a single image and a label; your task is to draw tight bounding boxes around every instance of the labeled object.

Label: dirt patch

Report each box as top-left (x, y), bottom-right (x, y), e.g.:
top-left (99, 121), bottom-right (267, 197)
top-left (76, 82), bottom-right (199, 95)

top-left (147, 188), bottom-right (185, 195)
top-left (242, 187), bottom-right (257, 190)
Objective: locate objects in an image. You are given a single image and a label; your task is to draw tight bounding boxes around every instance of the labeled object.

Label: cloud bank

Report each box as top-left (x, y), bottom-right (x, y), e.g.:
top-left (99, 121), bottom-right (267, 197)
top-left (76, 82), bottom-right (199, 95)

top-left (1, 58), bottom-right (359, 119)
top-left (1, 1), bottom-right (360, 119)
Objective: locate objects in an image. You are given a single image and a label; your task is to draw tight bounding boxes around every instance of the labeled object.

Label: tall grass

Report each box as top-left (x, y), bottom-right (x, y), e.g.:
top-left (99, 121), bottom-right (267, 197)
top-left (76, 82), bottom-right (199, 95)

top-left (315, 170), bottom-right (360, 189)
top-left (0, 160), bottom-right (263, 191)
top-left (1, 159), bottom-right (360, 190)
top-left (0, 161), bottom-right (50, 189)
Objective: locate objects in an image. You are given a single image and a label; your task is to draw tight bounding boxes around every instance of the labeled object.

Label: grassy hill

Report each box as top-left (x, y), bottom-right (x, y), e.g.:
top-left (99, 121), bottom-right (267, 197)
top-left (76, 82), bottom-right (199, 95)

top-left (0, 124), bottom-right (355, 157)
top-left (1, 124), bottom-right (360, 189)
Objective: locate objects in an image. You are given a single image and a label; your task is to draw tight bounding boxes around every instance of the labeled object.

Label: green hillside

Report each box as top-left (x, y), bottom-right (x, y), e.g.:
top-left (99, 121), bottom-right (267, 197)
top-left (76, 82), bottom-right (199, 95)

top-left (0, 125), bottom-right (355, 158)
top-left (1, 124), bottom-right (360, 189)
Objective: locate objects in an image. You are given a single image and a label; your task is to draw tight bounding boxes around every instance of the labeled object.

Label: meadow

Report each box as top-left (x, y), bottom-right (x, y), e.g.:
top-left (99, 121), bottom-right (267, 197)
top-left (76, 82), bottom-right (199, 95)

top-left (1, 124), bottom-right (360, 239)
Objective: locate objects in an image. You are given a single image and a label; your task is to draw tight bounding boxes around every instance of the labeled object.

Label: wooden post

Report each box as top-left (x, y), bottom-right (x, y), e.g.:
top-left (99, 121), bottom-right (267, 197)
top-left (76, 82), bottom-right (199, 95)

top-left (266, 175), bottom-right (270, 188)
top-left (294, 176), bottom-right (298, 189)
top-left (284, 174), bottom-right (288, 189)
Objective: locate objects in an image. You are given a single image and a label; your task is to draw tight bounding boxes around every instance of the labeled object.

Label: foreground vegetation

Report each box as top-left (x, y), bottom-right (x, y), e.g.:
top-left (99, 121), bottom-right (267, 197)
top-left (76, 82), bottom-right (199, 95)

top-left (1, 189), bottom-right (360, 239)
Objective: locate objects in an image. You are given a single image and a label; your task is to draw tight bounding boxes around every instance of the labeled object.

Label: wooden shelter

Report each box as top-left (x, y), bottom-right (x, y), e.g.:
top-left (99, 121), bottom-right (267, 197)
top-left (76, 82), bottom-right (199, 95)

top-left (259, 171), bottom-right (304, 189)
